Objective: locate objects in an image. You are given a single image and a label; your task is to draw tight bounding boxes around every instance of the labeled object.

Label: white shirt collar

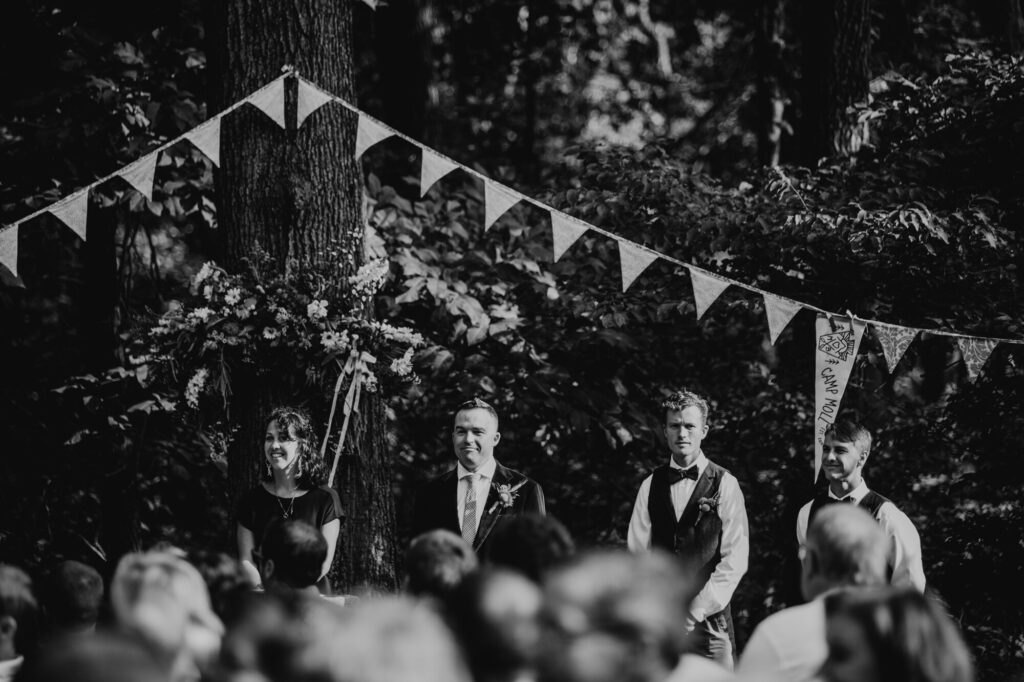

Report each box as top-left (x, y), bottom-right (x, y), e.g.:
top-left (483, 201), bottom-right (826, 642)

top-left (828, 480), bottom-right (868, 502)
top-left (669, 451), bottom-right (708, 473)
top-left (458, 457), bottom-right (497, 481)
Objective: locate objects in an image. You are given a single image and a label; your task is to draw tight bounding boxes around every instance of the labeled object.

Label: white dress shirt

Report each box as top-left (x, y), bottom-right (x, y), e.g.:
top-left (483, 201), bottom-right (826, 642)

top-left (627, 452), bottom-right (750, 622)
top-left (457, 457), bottom-right (496, 537)
top-left (795, 480), bottom-right (926, 592)
top-left (736, 597), bottom-right (828, 682)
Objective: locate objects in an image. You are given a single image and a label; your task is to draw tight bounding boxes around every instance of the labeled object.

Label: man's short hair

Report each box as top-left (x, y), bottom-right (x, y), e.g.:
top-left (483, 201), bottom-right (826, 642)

top-left (661, 389), bottom-right (710, 425)
top-left (824, 419), bottom-right (872, 457)
top-left (484, 514), bottom-right (575, 584)
top-left (454, 398), bottom-right (500, 430)
top-left (43, 560), bottom-right (104, 631)
top-left (405, 530), bottom-right (479, 601)
top-left (806, 504), bottom-right (887, 588)
top-left (261, 520), bottom-right (328, 589)
top-left (0, 564), bottom-right (40, 656)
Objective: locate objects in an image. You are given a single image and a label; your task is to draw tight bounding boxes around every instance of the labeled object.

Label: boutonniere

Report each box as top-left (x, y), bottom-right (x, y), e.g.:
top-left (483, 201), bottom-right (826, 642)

top-left (695, 493), bottom-right (721, 526)
top-left (487, 479), bottom-right (528, 514)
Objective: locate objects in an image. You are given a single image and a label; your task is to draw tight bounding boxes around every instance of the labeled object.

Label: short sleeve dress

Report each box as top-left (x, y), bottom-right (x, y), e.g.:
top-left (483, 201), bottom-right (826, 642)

top-left (236, 485), bottom-right (344, 547)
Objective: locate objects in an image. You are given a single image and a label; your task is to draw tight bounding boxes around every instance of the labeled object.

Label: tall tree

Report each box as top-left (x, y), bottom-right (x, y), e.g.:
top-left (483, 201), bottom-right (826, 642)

top-left (755, 0), bottom-right (787, 166)
top-left (203, 0), bottom-right (397, 591)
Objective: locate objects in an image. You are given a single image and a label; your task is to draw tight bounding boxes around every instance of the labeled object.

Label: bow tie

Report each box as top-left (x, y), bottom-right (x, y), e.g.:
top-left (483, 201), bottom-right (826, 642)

top-left (667, 466), bottom-right (699, 484)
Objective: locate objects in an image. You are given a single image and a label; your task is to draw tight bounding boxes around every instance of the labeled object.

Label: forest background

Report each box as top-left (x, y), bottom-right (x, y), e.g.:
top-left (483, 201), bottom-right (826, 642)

top-left (1, 0), bottom-right (1023, 678)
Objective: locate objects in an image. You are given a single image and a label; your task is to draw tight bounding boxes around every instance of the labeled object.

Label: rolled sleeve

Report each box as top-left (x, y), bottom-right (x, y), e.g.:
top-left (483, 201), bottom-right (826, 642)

top-left (627, 475), bottom-right (654, 553)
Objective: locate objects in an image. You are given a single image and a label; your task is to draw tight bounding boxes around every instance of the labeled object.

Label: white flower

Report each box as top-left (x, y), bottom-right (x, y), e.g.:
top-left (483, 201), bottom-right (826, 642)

top-left (203, 285), bottom-right (214, 300)
top-left (235, 306), bottom-right (252, 320)
top-left (362, 370), bottom-right (379, 393)
top-left (224, 287), bottom-right (242, 305)
top-left (185, 368), bottom-right (209, 408)
top-left (193, 262), bottom-right (216, 287)
top-left (389, 347), bottom-right (415, 377)
top-left (348, 258), bottom-right (390, 296)
top-left (189, 307), bottom-right (214, 323)
top-left (320, 330), bottom-right (350, 353)
top-left (372, 322), bottom-right (426, 348)
top-left (263, 327), bottom-right (280, 340)
top-left (307, 299), bottom-right (329, 320)
top-left (275, 307), bottom-right (292, 324)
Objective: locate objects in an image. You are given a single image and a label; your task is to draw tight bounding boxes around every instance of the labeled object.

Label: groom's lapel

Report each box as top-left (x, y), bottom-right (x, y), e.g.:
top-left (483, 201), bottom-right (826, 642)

top-left (473, 463), bottom-right (512, 550)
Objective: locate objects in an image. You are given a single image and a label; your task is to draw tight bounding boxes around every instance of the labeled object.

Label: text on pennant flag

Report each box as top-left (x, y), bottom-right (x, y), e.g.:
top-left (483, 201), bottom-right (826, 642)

top-left (119, 153), bottom-right (159, 200)
top-left (420, 149), bottom-right (459, 197)
top-left (689, 267), bottom-right (731, 320)
top-left (872, 323), bottom-right (919, 374)
top-left (550, 212), bottom-right (588, 261)
top-left (763, 293), bottom-right (803, 344)
top-left (50, 190), bottom-right (90, 241)
top-left (484, 181), bottom-right (520, 230)
top-left (184, 118), bottom-right (222, 167)
top-left (813, 315), bottom-right (866, 481)
top-left (355, 114), bottom-right (394, 159)
top-left (0, 226), bottom-right (18, 279)
top-left (247, 78), bottom-right (287, 129)
top-left (296, 78), bottom-right (334, 128)
top-left (957, 337), bottom-right (998, 381)
top-left (618, 241), bottom-right (659, 292)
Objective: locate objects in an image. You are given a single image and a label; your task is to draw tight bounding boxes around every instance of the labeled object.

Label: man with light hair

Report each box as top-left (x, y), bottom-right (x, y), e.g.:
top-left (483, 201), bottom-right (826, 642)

top-left (738, 503), bottom-right (888, 681)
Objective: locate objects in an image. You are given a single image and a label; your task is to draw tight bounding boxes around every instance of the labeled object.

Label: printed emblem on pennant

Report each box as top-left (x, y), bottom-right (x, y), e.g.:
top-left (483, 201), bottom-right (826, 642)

top-left (818, 330), bottom-right (856, 361)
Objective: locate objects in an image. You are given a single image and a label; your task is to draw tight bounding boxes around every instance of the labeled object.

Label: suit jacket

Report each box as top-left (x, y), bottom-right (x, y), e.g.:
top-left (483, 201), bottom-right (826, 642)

top-left (412, 460), bottom-right (546, 552)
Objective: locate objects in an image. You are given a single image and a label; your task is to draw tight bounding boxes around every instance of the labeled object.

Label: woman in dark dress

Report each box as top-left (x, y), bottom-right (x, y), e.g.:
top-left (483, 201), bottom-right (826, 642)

top-left (236, 406), bottom-right (342, 590)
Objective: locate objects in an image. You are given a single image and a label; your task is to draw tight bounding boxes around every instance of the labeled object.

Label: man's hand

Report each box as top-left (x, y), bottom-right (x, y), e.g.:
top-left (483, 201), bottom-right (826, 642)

top-left (686, 614), bottom-right (697, 633)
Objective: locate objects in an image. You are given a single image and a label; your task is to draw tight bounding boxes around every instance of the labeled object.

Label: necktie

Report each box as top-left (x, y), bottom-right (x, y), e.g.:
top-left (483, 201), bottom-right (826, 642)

top-left (667, 466), bottom-right (699, 484)
top-left (461, 473), bottom-right (480, 546)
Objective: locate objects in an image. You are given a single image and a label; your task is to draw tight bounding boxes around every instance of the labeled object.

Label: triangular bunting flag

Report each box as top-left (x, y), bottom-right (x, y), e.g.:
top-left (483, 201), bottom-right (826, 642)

top-left (813, 315), bottom-right (867, 480)
top-left (957, 337), bottom-right (998, 381)
top-left (872, 322), bottom-right (919, 374)
top-left (119, 152), bottom-right (159, 199)
top-left (688, 267), bottom-right (731, 320)
top-left (355, 114), bottom-right (394, 159)
top-left (0, 226), bottom-right (18, 278)
top-left (247, 78), bottom-right (287, 129)
top-left (550, 212), bottom-right (589, 261)
top-left (184, 117), bottom-right (222, 166)
top-left (484, 181), bottom-right (520, 230)
top-left (361, 0), bottom-right (378, 8)
top-left (296, 78), bottom-right (333, 128)
top-left (763, 293), bottom-right (803, 344)
top-left (49, 190), bottom-right (90, 241)
top-left (618, 241), bottom-right (659, 292)
top-left (420, 149), bottom-right (459, 197)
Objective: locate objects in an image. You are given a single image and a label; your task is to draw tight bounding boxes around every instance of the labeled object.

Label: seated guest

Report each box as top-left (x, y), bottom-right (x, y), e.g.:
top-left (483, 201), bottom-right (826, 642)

top-left (19, 631), bottom-right (169, 682)
top-left (259, 520), bottom-right (355, 607)
top-left (484, 513), bottom-right (575, 584)
top-left (184, 551), bottom-right (253, 624)
top-left (41, 560), bottom-right (104, 638)
top-left (737, 504), bottom-right (888, 681)
top-left (822, 587), bottom-right (974, 682)
top-left (0, 564), bottom-right (40, 682)
top-left (404, 529), bottom-right (479, 602)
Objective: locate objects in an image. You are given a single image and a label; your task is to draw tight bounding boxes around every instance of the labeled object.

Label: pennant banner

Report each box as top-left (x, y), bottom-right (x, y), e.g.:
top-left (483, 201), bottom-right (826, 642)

top-left (763, 293), bottom-right (803, 344)
top-left (484, 181), bottom-right (519, 230)
top-left (355, 114), bottom-right (394, 159)
top-left (957, 337), bottom-right (998, 381)
top-left (814, 314), bottom-right (866, 480)
top-left (247, 78), bottom-right (287, 128)
top-left (419, 149), bottom-right (459, 197)
top-left (50, 190), bottom-right (90, 241)
top-left (619, 241), bottom-right (658, 292)
top-left (296, 79), bottom-right (333, 128)
top-left (689, 267), bottom-right (731, 320)
top-left (872, 322), bottom-right (919, 374)
top-left (119, 153), bottom-right (158, 199)
top-left (184, 117), bottom-right (222, 166)
top-left (550, 212), bottom-right (588, 261)
top-left (0, 227), bottom-right (17, 278)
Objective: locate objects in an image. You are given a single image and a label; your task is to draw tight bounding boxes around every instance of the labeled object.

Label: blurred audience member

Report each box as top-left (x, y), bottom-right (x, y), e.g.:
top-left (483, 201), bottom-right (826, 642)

top-left (738, 504), bottom-right (888, 681)
top-left (19, 631), bottom-right (169, 682)
top-left (41, 560), bottom-right (103, 639)
top-left (185, 550), bottom-right (254, 624)
top-left (484, 513), bottom-right (575, 584)
top-left (404, 529), bottom-right (479, 602)
top-left (259, 519), bottom-right (355, 607)
top-left (0, 564), bottom-right (39, 681)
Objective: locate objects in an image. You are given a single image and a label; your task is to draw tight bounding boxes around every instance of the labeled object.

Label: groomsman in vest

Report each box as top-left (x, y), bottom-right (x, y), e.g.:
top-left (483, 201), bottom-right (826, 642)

top-left (627, 389), bottom-right (749, 668)
top-left (413, 398), bottom-right (546, 555)
top-left (795, 418), bottom-right (925, 592)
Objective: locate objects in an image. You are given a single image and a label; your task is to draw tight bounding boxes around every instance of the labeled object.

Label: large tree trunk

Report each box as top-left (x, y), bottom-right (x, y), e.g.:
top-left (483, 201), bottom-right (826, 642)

top-left (755, 0), bottom-right (787, 167)
top-left (797, 0), bottom-right (871, 164)
top-left (204, 0), bottom-right (398, 591)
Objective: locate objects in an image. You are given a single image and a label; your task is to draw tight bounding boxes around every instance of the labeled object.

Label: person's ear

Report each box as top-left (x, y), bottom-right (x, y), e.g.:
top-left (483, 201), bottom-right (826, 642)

top-left (0, 615), bottom-right (17, 641)
top-left (262, 559), bottom-right (276, 580)
top-left (493, 431), bottom-right (501, 446)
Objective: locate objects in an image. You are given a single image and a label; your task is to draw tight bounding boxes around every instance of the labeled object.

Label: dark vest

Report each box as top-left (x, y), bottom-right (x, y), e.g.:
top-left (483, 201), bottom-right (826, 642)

top-left (808, 489), bottom-right (891, 525)
top-left (647, 461), bottom-right (727, 592)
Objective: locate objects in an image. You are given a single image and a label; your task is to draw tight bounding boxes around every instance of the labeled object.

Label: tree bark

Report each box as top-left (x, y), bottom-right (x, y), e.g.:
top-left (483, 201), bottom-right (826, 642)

top-left (204, 0), bottom-right (398, 591)
top-left (755, 0), bottom-right (787, 167)
top-left (797, 0), bottom-right (871, 164)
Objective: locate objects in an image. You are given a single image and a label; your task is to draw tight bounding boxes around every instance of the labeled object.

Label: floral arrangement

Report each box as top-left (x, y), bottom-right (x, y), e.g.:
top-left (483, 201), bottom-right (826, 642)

top-left (694, 493), bottom-right (721, 526)
top-left (488, 479), bottom-right (528, 514)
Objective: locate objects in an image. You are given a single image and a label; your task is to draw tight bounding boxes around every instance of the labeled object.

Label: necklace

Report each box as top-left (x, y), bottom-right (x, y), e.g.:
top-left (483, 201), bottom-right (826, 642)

top-left (274, 493), bottom-right (296, 519)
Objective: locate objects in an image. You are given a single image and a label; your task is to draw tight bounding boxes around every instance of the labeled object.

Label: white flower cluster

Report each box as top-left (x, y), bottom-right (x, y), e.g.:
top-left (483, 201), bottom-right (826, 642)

top-left (320, 330), bottom-right (351, 353)
top-left (224, 287), bottom-right (242, 305)
top-left (188, 307), bottom-right (214, 324)
top-left (348, 258), bottom-right (390, 298)
top-left (192, 262), bottom-right (219, 288)
top-left (263, 328), bottom-right (281, 340)
top-left (307, 299), bottom-right (329, 321)
top-left (389, 347), bottom-right (415, 377)
top-left (185, 368), bottom-right (209, 408)
top-left (372, 322), bottom-right (425, 348)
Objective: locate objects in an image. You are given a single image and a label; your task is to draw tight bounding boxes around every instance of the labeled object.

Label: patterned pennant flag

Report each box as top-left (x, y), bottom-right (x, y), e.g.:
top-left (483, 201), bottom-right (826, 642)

top-left (0, 226), bottom-right (18, 278)
top-left (763, 293), bottom-right (803, 344)
top-left (50, 190), bottom-right (90, 241)
top-left (184, 117), bottom-right (222, 166)
top-left (813, 315), bottom-right (866, 480)
top-left (872, 322), bottom-right (919, 374)
top-left (119, 152), bottom-right (159, 199)
top-left (247, 77), bottom-right (287, 128)
top-left (957, 336), bottom-right (998, 381)
top-left (420, 149), bottom-right (459, 197)
top-left (484, 181), bottom-right (520, 230)
top-left (296, 78), bottom-right (333, 128)
top-left (550, 212), bottom-right (588, 261)
top-left (355, 114), bottom-right (394, 159)
top-left (618, 241), bottom-right (658, 292)
top-left (688, 267), bottom-right (731, 320)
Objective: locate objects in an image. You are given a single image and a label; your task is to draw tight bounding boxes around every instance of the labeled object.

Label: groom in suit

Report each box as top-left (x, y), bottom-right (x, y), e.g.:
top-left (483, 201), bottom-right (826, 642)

top-left (412, 398), bottom-right (546, 554)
